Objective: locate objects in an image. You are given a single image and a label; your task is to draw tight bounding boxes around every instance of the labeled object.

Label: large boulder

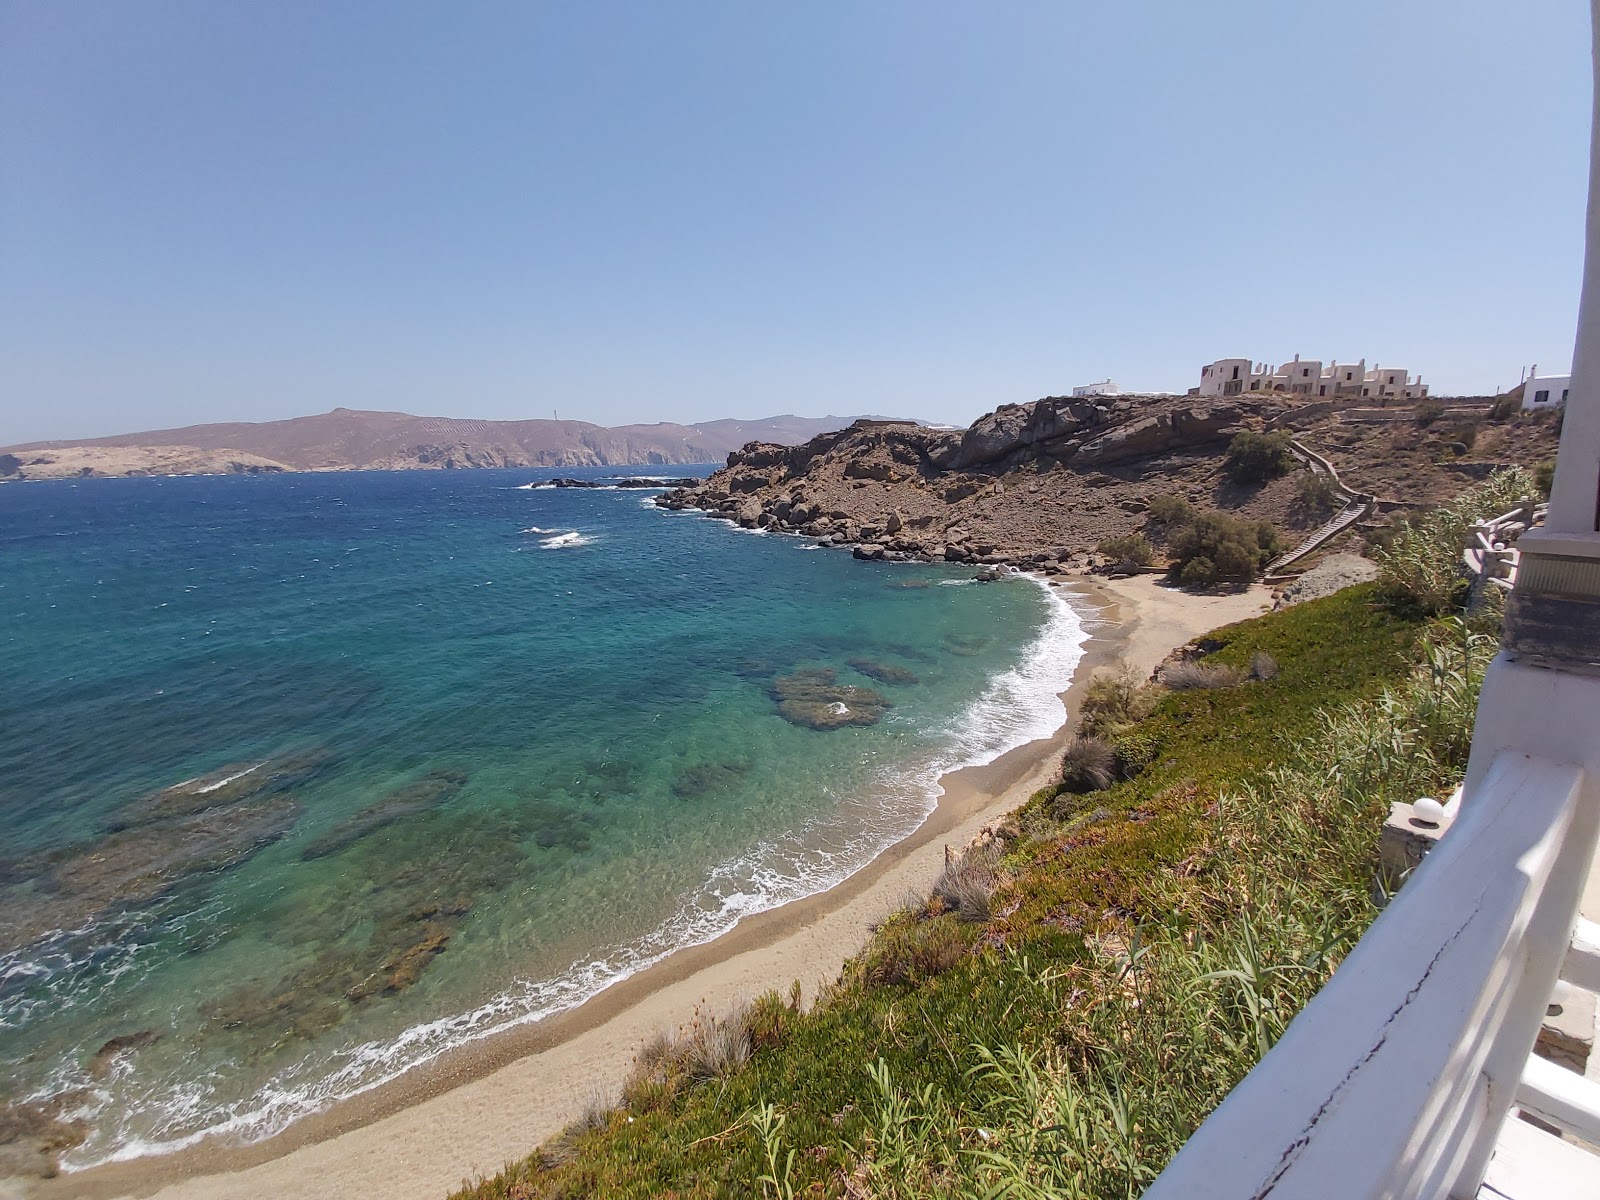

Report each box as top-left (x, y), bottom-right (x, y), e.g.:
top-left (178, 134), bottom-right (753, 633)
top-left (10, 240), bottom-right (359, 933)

top-left (768, 668), bottom-right (892, 730)
top-left (1073, 403), bottom-right (1247, 467)
top-left (942, 397), bottom-right (1103, 470)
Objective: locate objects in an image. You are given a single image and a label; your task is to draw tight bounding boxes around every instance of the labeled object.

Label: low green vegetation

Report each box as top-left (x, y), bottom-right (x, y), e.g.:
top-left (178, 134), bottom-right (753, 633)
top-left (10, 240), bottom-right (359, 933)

top-left (1375, 467), bottom-right (1536, 615)
top-left (1144, 494), bottom-right (1195, 527)
top-left (1137, 493), bottom-right (1282, 587)
top-left (1294, 471), bottom-right (1338, 513)
top-left (1223, 430), bottom-right (1295, 485)
top-left (453, 575), bottom-right (1488, 1199)
top-left (1097, 533), bottom-right (1153, 568)
top-left (1166, 511), bottom-right (1283, 587)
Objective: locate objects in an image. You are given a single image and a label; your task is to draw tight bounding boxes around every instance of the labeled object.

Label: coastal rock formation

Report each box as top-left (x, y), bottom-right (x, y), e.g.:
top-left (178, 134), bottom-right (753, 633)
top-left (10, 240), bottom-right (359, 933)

top-left (108, 747), bottom-right (330, 830)
top-left (0, 795), bottom-right (302, 958)
top-left (300, 767), bottom-right (469, 860)
top-left (846, 657), bottom-right (920, 686)
top-left (655, 392), bottom-right (1557, 576)
top-left (206, 809), bottom-right (527, 1038)
top-left (0, 1092), bottom-right (91, 1178)
top-left (768, 668), bottom-right (893, 730)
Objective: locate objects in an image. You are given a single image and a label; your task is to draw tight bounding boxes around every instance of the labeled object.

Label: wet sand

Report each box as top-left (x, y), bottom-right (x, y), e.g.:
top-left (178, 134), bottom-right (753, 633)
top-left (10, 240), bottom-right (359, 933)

top-left (21, 574), bottom-right (1271, 1200)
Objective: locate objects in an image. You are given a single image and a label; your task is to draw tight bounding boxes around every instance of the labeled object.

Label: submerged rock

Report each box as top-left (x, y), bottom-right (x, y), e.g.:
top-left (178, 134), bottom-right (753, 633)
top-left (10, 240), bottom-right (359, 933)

top-left (0, 795), bottom-right (302, 957)
top-left (108, 747), bottom-right (331, 830)
top-left (846, 657), bottom-right (920, 686)
top-left (0, 1092), bottom-right (91, 1178)
top-left (300, 768), bottom-right (469, 860)
top-left (768, 668), bottom-right (892, 730)
top-left (205, 812), bottom-right (526, 1038)
top-left (944, 632), bottom-right (992, 656)
top-left (672, 759), bottom-right (752, 799)
top-left (86, 1030), bottom-right (164, 1079)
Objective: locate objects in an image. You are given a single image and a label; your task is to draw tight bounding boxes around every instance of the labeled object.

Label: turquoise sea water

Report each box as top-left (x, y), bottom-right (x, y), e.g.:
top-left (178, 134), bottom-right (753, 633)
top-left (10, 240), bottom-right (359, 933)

top-left (0, 467), bottom-right (1085, 1168)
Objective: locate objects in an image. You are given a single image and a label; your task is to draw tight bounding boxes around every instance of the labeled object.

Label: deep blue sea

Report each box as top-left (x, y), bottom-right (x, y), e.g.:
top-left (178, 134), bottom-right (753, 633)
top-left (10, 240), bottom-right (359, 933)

top-left (0, 467), bottom-right (1085, 1168)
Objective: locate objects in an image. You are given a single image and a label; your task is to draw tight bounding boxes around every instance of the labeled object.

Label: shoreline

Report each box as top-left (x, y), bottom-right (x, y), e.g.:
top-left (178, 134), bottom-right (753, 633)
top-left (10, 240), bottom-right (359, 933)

top-left (22, 574), bottom-right (1272, 1200)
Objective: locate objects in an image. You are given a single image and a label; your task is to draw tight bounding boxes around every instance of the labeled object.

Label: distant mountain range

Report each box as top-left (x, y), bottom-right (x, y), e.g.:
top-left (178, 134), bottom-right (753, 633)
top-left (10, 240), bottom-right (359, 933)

top-left (0, 409), bottom-right (891, 481)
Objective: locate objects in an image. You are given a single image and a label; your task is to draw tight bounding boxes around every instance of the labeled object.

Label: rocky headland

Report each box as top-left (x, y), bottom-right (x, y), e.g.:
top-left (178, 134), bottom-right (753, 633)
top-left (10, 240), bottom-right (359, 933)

top-left (657, 393), bottom-right (1559, 574)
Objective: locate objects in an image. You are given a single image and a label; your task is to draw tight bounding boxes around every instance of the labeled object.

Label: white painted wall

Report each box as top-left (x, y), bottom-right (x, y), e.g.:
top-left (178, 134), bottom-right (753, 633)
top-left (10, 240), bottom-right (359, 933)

top-left (1071, 379), bottom-right (1119, 397)
top-left (1523, 373), bottom-right (1572, 411)
top-left (1198, 358), bottom-right (1252, 397)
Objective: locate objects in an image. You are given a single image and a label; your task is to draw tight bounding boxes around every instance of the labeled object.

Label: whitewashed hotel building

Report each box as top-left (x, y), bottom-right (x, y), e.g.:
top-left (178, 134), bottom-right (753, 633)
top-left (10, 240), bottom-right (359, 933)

top-left (1197, 355), bottom-right (1429, 400)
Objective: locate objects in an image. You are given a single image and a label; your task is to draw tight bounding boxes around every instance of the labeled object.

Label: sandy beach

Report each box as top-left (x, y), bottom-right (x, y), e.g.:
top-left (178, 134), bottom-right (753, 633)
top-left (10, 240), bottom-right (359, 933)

top-left (18, 573), bottom-right (1271, 1200)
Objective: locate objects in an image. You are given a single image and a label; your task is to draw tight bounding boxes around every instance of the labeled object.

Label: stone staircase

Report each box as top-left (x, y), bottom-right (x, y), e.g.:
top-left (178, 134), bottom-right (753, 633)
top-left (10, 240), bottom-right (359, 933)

top-left (1265, 439), bottom-right (1373, 574)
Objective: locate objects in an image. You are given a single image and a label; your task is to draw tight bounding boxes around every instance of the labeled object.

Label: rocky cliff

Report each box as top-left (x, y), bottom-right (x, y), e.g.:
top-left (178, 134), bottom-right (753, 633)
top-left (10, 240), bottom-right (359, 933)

top-left (657, 395), bottom-right (1277, 571)
top-left (659, 391), bottom-right (1559, 574)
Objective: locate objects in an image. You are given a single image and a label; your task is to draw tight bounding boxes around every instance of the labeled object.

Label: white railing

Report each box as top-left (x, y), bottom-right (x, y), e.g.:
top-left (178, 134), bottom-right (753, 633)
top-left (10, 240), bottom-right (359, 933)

top-left (1463, 503), bottom-right (1547, 593)
top-left (1143, 747), bottom-right (1600, 1199)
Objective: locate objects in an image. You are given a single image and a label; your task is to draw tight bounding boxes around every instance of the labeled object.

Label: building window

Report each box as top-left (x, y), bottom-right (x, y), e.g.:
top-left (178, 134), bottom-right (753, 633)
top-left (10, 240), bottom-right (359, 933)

top-left (1302, 368), bottom-right (1310, 377)
top-left (1318, 385), bottom-right (1326, 396)
top-left (1562, 389), bottom-right (1570, 402)
top-left (1231, 366), bottom-right (1240, 380)
top-left (1535, 390), bottom-right (1550, 404)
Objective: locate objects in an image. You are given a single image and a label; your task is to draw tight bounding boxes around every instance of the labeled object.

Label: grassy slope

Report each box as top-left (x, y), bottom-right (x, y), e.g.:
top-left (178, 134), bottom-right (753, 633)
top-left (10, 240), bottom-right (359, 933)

top-left (453, 586), bottom-right (1447, 1199)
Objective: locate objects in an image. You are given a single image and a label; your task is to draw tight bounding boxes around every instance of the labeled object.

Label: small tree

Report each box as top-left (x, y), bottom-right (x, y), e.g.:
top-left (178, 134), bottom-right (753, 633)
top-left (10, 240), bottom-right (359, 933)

top-left (1224, 431), bottom-right (1295, 485)
top-left (1295, 472), bottom-right (1337, 513)
top-left (1098, 533), bottom-right (1153, 568)
top-left (1147, 494), bottom-right (1196, 526)
top-left (1168, 512), bottom-right (1283, 587)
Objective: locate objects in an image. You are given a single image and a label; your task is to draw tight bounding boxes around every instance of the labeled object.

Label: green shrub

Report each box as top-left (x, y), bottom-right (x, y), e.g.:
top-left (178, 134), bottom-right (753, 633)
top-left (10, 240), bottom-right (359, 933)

top-left (1078, 668), bottom-right (1159, 739)
top-left (1147, 494), bottom-right (1196, 526)
top-left (1490, 394), bottom-right (1520, 421)
top-left (1059, 734), bottom-right (1116, 793)
top-left (1536, 460), bottom-right (1555, 498)
top-left (1376, 468), bottom-right (1536, 615)
top-left (1099, 533), bottom-right (1153, 567)
top-left (1110, 726), bottom-right (1158, 777)
top-left (1414, 399), bottom-right (1445, 426)
top-left (1295, 472), bottom-right (1338, 513)
top-left (1161, 659), bottom-right (1244, 690)
top-left (1167, 512), bottom-right (1283, 587)
top-left (1224, 431), bottom-right (1295, 485)
top-left (931, 847), bottom-right (998, 924)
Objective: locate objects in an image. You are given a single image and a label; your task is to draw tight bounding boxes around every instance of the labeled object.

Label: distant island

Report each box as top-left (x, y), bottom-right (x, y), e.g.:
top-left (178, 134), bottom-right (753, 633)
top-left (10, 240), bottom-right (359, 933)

top-left (0, 408), bottom-right (897, 482)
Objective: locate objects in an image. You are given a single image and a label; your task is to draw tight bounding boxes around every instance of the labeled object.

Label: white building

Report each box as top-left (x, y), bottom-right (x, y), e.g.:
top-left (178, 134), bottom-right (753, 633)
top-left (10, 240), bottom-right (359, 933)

top-left (1197, 355), bottom-right (1429, 400)
top-left (1070, 378), bottom-right (1119, 397)
top-left (1522, 373), bottom-right (1571, 412)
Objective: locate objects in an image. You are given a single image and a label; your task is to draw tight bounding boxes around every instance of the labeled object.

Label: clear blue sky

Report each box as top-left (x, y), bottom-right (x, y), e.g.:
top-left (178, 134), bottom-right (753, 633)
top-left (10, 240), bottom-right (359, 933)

top-left (0, 0), bottom-right (1591, 443)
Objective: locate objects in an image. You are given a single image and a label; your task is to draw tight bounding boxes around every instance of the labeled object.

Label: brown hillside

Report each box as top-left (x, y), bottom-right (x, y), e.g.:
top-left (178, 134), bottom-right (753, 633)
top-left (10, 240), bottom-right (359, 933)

top-left (0, 409), bottom-right (873, 480)
top-left (659, 394), bottom-right (1556, 572)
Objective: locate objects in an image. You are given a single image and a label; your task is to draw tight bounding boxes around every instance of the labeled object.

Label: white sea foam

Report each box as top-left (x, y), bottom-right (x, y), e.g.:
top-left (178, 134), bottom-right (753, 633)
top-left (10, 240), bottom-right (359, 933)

top-left (195, 764), bottom-right (261, 794)
top-left (518, 526), bottom-right (554, 535)
top-left (539, 532), bottom-right (592, 549)
top-left (55, 569), bottom-right (1090, 1173)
